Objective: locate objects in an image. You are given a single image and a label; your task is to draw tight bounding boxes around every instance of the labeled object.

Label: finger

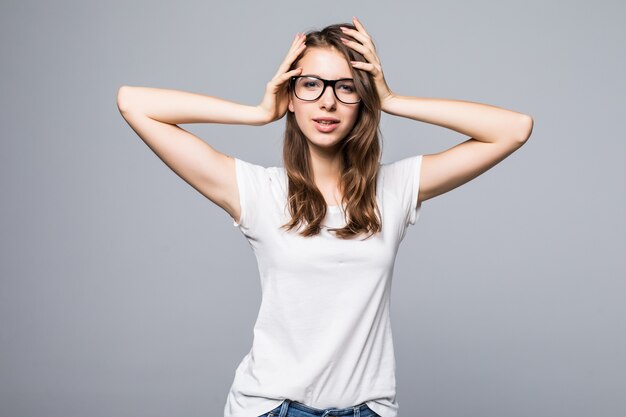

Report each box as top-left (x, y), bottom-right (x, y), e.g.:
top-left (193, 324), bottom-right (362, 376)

top-left (340, 38), bottom-right (379, 66)
top-left (285, 67), bottom-right (302, 79)
top-left (290, 33), bottom-right (305, 51)
top-left (275, 40), bottom-right (306, 78)
top-left (290, 32), bottom-right (300, 47)
top-left (352, 16), bottom-right (370, 38)
top-left (274, 67), bottom-right (302, 93)
top-left (285, 36), bottom-right (307, 63)
top-left (279, 34), bottom-right (305, 75)
top-left (339, 26), bottom-right (376, 52)
top-left (272, 67), bottom-right (302, 87)
top-left (350, 61), bottom-right (375, 72)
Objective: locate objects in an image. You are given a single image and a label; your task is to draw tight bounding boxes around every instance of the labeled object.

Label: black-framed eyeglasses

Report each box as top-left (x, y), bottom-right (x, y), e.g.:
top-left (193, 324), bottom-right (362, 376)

top-left (290, 76), bottom-right (362, 104)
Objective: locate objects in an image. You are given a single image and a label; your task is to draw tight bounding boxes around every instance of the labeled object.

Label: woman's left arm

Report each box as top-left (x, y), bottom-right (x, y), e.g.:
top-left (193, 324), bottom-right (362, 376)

top-left (381, 95), bottom-right (533, 145)
top-left (382, 95), bottom-right (533, 203)
top-left (342, 17), bottom-right (534, 204)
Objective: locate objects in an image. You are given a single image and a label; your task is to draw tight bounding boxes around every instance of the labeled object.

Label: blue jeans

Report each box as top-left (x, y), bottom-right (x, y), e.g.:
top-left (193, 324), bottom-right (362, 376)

top-left (258, 399), bottom-right (381, 417)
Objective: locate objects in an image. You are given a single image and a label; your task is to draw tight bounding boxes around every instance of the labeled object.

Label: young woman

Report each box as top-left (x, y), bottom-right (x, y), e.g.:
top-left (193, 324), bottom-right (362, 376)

top-left (117, 17), bottom-right (533, 417)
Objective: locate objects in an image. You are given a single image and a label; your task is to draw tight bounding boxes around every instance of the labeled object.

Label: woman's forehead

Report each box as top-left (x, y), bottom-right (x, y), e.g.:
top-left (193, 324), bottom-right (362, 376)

top-left (298, 48), bottom-right (352, 78)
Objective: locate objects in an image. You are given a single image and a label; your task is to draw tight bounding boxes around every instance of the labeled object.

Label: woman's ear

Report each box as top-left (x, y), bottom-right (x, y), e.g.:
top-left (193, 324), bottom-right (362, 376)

top-left (288, 95), bottom-right (294, 113)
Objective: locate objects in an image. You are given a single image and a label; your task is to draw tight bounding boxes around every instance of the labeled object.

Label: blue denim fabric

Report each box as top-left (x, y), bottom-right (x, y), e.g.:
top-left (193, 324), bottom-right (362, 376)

top-left (257, 399), bottom-right (382, 417)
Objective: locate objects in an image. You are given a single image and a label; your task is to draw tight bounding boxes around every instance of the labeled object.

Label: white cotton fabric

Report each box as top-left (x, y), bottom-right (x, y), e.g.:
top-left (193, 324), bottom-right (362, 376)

top-left (224, 155), bottom-right (424, 417)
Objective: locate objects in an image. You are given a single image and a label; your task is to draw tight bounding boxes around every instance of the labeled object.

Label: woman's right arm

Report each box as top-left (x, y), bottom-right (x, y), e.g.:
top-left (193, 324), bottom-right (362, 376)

top-left (116, 85), bottom-right (267, 224)
top-left (116, 32), bottom-right (308, 224)
top-left (116, 86), bottom-right (269, 126)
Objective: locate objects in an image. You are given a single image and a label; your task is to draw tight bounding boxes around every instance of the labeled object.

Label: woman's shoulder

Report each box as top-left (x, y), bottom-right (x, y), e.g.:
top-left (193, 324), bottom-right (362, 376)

top-left (234, 157), bottom-right (287, 193)
top-left (234, 157), bottom-right (280, 177)
top-left (378, 155), bottom-right (422, 180)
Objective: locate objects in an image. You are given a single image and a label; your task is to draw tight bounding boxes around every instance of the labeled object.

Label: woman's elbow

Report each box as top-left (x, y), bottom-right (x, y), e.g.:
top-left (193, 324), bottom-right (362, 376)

top-left (116, 85), bottom-right (134, 114)
top-left (515, 114), bottom-right (534, 144)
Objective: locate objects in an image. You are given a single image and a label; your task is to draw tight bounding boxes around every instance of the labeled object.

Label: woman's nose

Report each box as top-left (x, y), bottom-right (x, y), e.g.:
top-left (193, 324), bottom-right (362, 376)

top-left (318, 85), bottom-right (337, 109)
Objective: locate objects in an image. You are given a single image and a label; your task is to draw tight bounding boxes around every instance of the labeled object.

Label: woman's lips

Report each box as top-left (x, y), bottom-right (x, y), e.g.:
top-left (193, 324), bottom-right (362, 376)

top-left (313, 120), bottom-right (340, 133)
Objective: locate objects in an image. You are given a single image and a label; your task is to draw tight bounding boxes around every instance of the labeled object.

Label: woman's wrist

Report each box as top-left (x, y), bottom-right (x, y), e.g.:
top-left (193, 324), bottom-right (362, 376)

top-left (380, 91), bottom-right (397, 114)
top-left (251, 105), bottom-right (272, 126)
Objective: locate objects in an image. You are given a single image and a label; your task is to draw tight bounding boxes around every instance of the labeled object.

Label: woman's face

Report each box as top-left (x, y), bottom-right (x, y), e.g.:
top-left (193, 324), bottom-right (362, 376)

top-left (288, 47), bottom-right (361, 151)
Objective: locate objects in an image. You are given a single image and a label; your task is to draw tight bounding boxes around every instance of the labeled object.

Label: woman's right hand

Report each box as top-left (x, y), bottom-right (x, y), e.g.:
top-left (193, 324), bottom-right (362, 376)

top-left (256, 32), bottom-right (307, 124)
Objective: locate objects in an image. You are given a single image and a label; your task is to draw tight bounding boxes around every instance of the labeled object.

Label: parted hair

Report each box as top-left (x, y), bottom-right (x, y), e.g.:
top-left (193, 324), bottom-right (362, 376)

top-left (280, 23), bottom-right (384, 240)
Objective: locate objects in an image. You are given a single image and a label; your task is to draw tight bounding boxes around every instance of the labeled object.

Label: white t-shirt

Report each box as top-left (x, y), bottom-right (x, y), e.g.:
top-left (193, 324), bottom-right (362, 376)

top-left (224, 155), bottom-right (424, 417)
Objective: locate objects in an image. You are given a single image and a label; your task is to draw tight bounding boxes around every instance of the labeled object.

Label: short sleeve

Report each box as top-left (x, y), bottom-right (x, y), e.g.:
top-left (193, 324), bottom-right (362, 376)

top-left (381, 155), bottom-right (424, 226)
top-left (232, 157), bottom-right (270, 230)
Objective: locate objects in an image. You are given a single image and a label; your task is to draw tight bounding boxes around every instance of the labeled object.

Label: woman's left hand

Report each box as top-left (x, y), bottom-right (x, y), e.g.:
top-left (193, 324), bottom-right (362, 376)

top-left (340, 17), bottom-right (395, 111)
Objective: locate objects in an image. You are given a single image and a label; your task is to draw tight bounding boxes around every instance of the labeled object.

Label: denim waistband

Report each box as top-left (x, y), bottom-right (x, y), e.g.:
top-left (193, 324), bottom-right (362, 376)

top-left (272, 399), bottom-right (379, 417)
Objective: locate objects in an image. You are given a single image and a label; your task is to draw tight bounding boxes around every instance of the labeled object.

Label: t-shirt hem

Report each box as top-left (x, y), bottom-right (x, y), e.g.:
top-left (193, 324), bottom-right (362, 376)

top-left (224, 398), bottom-right (286, 417)
top-left (365, 399), bottom-right (398, 417)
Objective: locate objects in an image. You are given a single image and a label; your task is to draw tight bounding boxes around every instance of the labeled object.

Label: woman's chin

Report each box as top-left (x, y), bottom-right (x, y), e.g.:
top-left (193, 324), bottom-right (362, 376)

top-left (307, 136), bottom-right (343, 150)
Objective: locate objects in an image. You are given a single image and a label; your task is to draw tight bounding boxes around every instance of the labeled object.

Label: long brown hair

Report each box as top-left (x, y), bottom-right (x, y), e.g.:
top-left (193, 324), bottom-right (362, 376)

top-left (280, 23), bottom-right (383, 240)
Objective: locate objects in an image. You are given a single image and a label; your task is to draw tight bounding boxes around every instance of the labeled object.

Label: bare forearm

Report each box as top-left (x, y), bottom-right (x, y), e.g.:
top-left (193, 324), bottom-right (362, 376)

top-left (382, 94), bottom-right (533, 144)
top-left (116, 85), bottom-right (267, 126)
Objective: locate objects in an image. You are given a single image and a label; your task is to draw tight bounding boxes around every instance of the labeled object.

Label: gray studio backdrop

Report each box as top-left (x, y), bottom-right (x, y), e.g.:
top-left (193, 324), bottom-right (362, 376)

top-left (1, 1), bottom-right (624, 417)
